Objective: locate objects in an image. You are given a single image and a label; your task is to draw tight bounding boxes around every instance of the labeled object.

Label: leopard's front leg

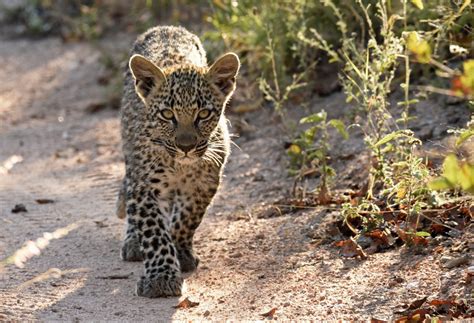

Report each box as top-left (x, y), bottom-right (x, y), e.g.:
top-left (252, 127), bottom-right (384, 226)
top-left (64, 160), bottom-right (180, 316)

top-left (172, 182), bottom-right (219, 273)
top-left (125, 188), bottom-right (183, 297)
top-left (172, 205), bottom-right (204, 273)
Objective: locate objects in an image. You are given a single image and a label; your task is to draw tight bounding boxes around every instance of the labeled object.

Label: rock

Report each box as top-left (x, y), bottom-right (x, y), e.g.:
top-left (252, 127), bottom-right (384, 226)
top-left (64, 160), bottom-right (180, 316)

top-left (440, 255), bottom-right (453, 263)
top-left (444, 255), bottom-right (469, 269)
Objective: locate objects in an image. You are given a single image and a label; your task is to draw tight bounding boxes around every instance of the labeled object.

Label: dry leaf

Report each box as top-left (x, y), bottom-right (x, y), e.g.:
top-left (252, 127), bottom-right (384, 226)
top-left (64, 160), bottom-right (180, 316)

top-left (260, 307), bottom-right (277, 319)
top-left (396, 228), bottom-right (428, 247)
top-left (173, 297), bottom-right (199, 309)
top-left (407, 296), bottom-right (427, 310)
top-left (428, 299), bottom-right (455, 306)
top-left (430, 223), bottom-right (447, 234)
top-left (335, 237), bottom-right (368, 259)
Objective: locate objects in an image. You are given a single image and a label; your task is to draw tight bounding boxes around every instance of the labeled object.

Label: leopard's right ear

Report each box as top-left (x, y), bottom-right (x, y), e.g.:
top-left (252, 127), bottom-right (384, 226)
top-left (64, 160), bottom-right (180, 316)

top-left (129, 54), bottom-right (166, 102)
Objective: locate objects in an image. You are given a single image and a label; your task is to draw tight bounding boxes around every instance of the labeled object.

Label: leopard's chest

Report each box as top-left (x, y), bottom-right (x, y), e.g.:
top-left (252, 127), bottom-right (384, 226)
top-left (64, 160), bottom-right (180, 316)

top-left (147, 158), bottom-right (219, 200)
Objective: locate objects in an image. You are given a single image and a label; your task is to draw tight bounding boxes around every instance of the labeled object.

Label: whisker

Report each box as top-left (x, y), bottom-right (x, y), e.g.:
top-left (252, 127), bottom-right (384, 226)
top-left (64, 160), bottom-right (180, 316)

top-left (204, 150), bottom-right (224, 167)
top-left (229, 139), bottom-right (241, 151)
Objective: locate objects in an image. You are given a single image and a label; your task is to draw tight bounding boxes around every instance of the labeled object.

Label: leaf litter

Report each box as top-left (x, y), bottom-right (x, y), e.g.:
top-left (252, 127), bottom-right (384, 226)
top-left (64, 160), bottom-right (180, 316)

top-left (173, 297), bottom-right (200, 309)
top-left (260, 307), bottom-right (277, 319)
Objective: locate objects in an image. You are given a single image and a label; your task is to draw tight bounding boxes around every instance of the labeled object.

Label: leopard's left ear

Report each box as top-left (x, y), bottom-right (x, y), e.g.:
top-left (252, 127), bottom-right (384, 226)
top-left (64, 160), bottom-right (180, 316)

top-left (208, 52), bottom-right (240, 97)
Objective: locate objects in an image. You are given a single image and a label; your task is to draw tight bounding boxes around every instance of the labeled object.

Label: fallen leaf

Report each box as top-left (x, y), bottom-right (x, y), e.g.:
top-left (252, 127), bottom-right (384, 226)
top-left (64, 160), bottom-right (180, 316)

top-left (11, 204), bottom-right (28, 213)
top-left (173, 297), bottom-right (199, 309)
top-left (395, 296), bottom-right (428, 315)
top-left (396, 228), bottom-right (428, 247)
top-left (94, 221), bottom-right (108, 228)
top-left (335, 237), bottom-right (368, 259)
top-left (430, 223), bottom-right (447, 234)
top-left (428, 299), bottom-right (455, 306)
top-left (260, 307), bottom-right (277, 319)
top-left (365, 229), bottom-right (396, 251)
top-left (407, 296), bottom-right (427, 310)
top-left (35, 199), bottom-right (55, 204)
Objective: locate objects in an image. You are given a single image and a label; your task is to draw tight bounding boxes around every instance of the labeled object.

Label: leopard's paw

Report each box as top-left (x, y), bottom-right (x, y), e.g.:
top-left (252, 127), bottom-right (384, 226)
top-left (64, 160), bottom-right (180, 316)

top-left (178, 249), bottom-right (200, 273)
top-left (136, 273), bottom-right (183, 298)
top-left (121, 237), bottom-right (143, 262)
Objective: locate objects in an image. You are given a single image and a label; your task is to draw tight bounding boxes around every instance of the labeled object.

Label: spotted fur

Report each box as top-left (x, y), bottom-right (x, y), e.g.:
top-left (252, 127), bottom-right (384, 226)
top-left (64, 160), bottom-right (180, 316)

top-left (116, 26), bottom-right (239, 298)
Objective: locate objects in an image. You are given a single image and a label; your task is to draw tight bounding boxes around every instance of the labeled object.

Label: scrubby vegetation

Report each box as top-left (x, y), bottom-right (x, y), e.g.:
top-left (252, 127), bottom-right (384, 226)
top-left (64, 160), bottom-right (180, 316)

top-left (1, 0), bottom-right (472, 319)
top-left (3, 0), bottom-right (472, 264)
top-left (207, 0), bottom-right (473, 249)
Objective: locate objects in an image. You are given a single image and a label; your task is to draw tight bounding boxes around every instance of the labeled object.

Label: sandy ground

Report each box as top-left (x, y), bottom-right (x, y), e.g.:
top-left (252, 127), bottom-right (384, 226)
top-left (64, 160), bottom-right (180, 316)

top-left (0, 35), bottom-right (473, 321)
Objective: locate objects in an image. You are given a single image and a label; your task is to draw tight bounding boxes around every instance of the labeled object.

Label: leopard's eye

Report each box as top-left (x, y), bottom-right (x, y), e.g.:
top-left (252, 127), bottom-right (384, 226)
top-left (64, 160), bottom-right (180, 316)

top-left (161, 109), bottom-right (174, 120)
top-left (198, 109), bottom-right (211, 120)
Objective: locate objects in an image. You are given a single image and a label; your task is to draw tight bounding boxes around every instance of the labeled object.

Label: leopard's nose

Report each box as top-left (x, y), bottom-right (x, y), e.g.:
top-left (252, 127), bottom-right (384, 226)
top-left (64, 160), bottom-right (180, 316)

top-left (176, 134), bottom-right (197, 153)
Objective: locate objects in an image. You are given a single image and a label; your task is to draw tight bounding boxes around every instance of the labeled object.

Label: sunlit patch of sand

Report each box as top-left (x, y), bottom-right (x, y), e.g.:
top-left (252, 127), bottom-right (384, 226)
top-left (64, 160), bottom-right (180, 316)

top-left (0, 222), bottom-right (80, 269)
top-left (0, 268), bottom-right (89, 319)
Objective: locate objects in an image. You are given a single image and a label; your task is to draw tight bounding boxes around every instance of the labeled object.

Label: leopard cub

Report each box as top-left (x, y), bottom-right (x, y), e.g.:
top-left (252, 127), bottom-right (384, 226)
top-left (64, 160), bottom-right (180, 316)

top-left (116, 26), bottom-right (239, 297)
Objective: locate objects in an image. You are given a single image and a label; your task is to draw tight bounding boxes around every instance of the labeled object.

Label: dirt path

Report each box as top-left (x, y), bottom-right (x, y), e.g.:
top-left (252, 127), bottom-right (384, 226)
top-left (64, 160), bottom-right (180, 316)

top-left (0, 36), bottom-right (472, 321)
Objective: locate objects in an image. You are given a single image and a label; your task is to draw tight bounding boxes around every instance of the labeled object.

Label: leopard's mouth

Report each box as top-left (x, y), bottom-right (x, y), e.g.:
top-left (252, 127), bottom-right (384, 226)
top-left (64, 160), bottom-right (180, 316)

top-left (176, 150), bottom-right (206, 165)
top-left (176, 155), bottom-right (196, 165)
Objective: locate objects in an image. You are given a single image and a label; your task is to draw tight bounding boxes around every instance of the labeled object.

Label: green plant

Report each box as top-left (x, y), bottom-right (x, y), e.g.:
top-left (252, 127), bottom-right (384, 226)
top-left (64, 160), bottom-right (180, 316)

top-left (429, 116), bottom-right (474, 194)
top-left (289, 110), bottom-right (348, 203)
top-left (297, 0), bottom-right (472, 236)
top-left (429, 154), bottom-right (474, 194)
top-left (1, 0), bottom-right (210, 40)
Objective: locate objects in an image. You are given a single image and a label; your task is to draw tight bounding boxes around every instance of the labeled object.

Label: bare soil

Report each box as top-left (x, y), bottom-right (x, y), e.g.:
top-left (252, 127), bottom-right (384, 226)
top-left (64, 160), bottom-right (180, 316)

top-left (0, 35), bottom-right (473, 321)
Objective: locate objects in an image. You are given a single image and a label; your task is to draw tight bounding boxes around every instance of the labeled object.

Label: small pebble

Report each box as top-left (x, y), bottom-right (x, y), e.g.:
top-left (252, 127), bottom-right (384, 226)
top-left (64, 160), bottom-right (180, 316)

top-left (440, 255), bottom-right (452, 263)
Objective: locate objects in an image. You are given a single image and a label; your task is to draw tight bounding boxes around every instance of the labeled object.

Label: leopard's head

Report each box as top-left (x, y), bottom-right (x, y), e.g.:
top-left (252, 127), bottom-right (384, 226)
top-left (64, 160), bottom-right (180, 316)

top-left (129, 53), bottom-right (240, 164)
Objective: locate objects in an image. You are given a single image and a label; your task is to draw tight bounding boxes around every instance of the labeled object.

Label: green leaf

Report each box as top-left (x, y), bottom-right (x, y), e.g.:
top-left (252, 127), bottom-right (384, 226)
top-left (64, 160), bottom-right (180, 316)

top-left (415, 231), bottom-right (430, 237)
top-left (303, 127), bottom-right (318, 142)
top-left (329, 119), bottom-right (349, 139)
top-left (397, 99), bottom-right (420, 106)
top-left (288, 144), bottom-right (302, 155)
top-left (459, 163), bottom-right (474, 192)
top-left (314, 149), bottom-right (325, 160)
top-left (406, 32), bottom-right (431, 63)
top-left (410, 0), bottom-right (424, 9)
top-left (428, 177), bottom-right (453, 191)
top-left (456, 128), bottom-right (474, 147)
top-left (325, 165), bottom-right (336, 177)
top-left (373, 130), bottom-right (405, 148)
top-left (300, 111), bottom-right (326, 124)
top-left (443, 154), bottom-right (460, 184)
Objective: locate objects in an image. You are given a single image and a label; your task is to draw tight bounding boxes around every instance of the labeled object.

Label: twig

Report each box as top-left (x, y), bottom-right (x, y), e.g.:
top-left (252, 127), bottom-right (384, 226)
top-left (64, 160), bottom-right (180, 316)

top-left (96, 273), bottom-right (132, 280)
top-left (414, 85), bottom-right (473, 100)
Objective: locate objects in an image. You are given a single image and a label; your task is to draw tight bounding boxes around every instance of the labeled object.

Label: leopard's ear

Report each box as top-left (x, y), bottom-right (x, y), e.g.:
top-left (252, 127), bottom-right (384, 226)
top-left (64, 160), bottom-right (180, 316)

top-left (129, 54), bottom-right (166, 102)
top-left (208, 52), bottom-right (240, 97)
